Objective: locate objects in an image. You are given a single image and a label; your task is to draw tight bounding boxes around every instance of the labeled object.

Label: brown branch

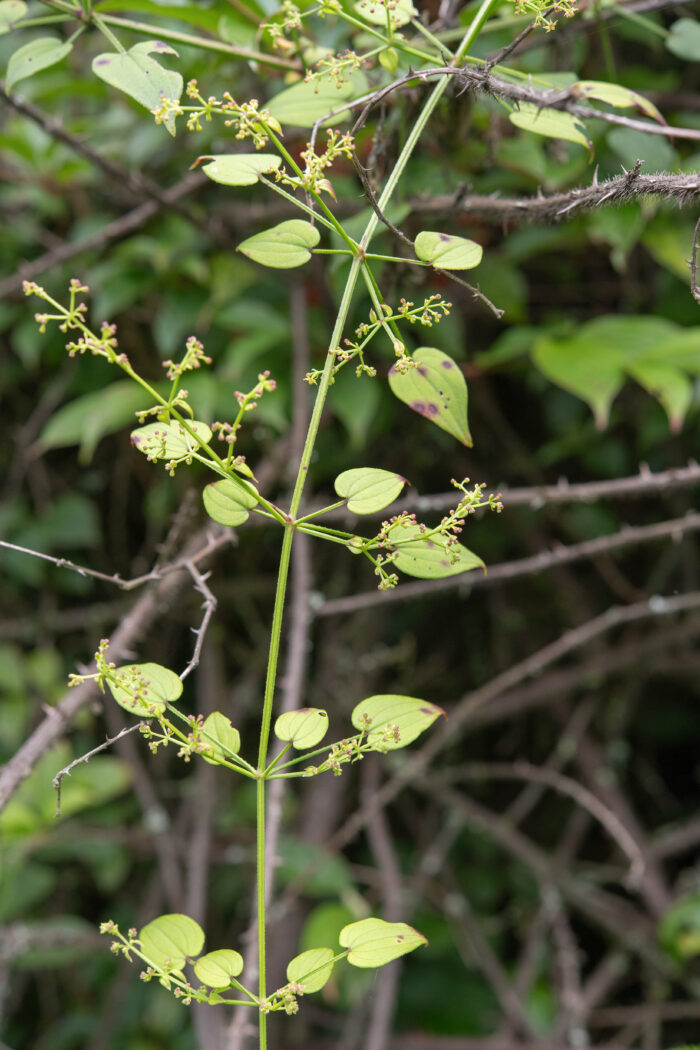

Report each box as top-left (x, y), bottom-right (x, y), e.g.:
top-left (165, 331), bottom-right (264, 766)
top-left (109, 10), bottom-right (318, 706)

top-left (0, 89), bottom-right (217, 233)
top-left (346, 64), bottom-right (700, 143)
top-left (433, 876), bottom-right (538, 1038)
top-left (0, 526), bottom-right (225, 814)
top-left (276, 593), bottom-right (700, 920)
top-left (327, 593), bottom-right (700, 851)
top-left (439, 762), bottom-right (646, 886)
top-left (691, 214), bottom-right (700, 304)
top-left (363, 758), bottom-right (405, 1050)
top-left (422, 785), bottom-right (668, 972)
top-left (179, 562), bottom-right (218, 681)
top-left (0, 530), bottom-right (231, 591)
top-left (415, 173), bottom-right (700, 225)
top-left (52, 723), bottom-right (142, 817)
top-left (317, 512), bottom-right (700, 617)
top-left (0, 173), bottom-right (204, 299)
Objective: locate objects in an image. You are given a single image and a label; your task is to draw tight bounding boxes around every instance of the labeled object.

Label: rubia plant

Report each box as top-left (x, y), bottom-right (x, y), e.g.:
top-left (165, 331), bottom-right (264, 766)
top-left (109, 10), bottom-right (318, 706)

top-left (14, 0), bottom-right (667, 1044)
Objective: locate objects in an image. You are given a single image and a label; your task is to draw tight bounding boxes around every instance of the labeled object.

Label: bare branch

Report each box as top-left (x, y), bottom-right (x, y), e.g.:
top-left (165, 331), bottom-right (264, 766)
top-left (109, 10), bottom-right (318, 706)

top-left (0, 530), bottom-right (231, 591)
top-left (439, 762), bottom-right (646, 886)
top-left (0, 525), bottom-right (227, 814)
top-left (0, 173), bottom-right (204, 299)
top-left (52, 723), bottom-right (142, 818)
top-left (179, 562), bottom-right (218, 681)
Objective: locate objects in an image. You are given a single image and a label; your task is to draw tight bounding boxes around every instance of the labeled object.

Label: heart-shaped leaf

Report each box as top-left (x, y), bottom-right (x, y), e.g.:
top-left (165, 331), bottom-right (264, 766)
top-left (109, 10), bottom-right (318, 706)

top-left (286, 948), bottom-right (335, 992)
top-left (267, 73), bottom-right (366, 128)
top-left (666, 18), bottom-right (700, 61)
top-left (340, 918), bottom-right (426, 968)
top-left (414, 231), bottom-right (483, 271)
top-left (334, 467), bottom-right (406, 514)
top-left (194, 949), bottom-right (244, 988)
top-left (201, 712), bottom-right (241, 765)
top-left (107, 662), bottom-right (183, 718)
top-left (388, 348), bottom-right (471, 446)
top-left (237, 220), bottom-right (320, 269)
top-left (572, 80), bottom-right (664, 125)
top-left (389, 522), bottom-right (484, 579)
top-left (92, 42), bottom-right (183, 135)
top-left (351, 694), bottom-right (444, 750)
top-left (354, 0), bottom-right (416, 28)
top-left (532, 315), bottom-right (700, 429)
top-left (626, 360), bottom-right (691, 434)
top-left (274, 708), bottom-right (329, 749)
top-left (130, 420), bottom-right (212, 462)
top-left (202, 477), bottom-right (259, 526)
top-left (509, 103), bottom-right (591, 151)
top-left (7, 37), bottom-right (73, 91)
top-left (140, 914), bottom-right (204, 971)
top-left (0, 1), bottom-right (27, 35)
top-left (198, 153), bottom-right (281, 187)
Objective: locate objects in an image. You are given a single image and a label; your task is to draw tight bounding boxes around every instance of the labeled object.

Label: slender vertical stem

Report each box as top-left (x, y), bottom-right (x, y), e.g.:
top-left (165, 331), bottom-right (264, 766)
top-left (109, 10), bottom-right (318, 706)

top-left (250, 4), bottom-right (500, 1045)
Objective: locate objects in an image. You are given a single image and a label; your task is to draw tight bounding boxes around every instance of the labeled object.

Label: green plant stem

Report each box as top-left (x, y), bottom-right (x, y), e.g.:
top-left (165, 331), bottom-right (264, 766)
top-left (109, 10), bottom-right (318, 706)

top-left (40, 0), bottom-right (300, 69)
top-left (295, 500), bottom-right (347, 524)
top-left (13, 14), bottom-right (71, 27)
top-left (258, 177), bottom-right (339, 233)
top-left (264, 128), bottom-right (359, 254)
top-left (248, 5), bottom-right (499, 1045)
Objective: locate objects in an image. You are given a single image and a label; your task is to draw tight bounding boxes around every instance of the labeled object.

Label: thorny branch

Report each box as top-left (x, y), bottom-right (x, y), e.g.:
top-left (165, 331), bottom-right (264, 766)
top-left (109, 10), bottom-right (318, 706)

top-left (417, 172), bottom-right (700, 224)
top-left (179, 562), bottom-right (218, 681)
top-left (52, 723), bottom-right (142, 818)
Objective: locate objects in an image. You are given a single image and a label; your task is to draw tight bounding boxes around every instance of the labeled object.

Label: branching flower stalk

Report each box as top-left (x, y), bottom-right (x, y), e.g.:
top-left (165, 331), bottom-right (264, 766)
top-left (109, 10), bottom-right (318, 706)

top-left (20, 2), bottom-right (504, 1048)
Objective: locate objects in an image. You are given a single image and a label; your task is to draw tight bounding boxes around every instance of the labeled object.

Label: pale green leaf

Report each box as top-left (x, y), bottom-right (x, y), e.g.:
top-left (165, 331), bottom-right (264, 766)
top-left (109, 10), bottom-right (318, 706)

top-left (414, 231), bottom-right (483, 271)
top-left (7, 37), bottom-right (73, 91)
top-left (0, 1), bottom-right (26, 35)
top-left (286, 948), bottom-right (335, 992)
top-left (388, 348), bottom-right (471, 445)
top-left (340, 918), bottom-right (426, 968)
top-left (667, 18), bottom-right (700, 61)
top-left (107, 662), bottom-right (183, 718)
top-left (509, 103), bottom-right (591, 151)
top-left (140, 914), bottom-right (204, 971)
top-left (201, 712), bottom-right (241, 765)
top-left (130, 419), bottom-right (212, 461)
top-left (198, 153), bottom-right (281, 187)
top-left (533, 333), bottom-right (625, 428)
top-left (351, 694), bottom-right (444, 750)
top-left (334, 467), bottom-right (406, 514)
top-left (202, 477), bottom-right (259, 527)
top-left (274, 708), bottom-right (329, 749)
top-left (194, 949), bottom-right (244, 988)
top-left (532, 316), bottom-right (700, 428)
top-left (389, 522), bottom-right (484, 579)
top-left (573, 80), bottom-right (664, 124)
top-left (267, 72), bottom-right (366, 128)
top-left (237, 220), bottom-right (320, 269)
top-left (627, 360), bottom-right (691, 433)
top-left (92, 41), bottom-right (183, 135)
top-left (38, 381), bottom-right (156, 463)
top-left (354, 0), bottom-right (416, 27)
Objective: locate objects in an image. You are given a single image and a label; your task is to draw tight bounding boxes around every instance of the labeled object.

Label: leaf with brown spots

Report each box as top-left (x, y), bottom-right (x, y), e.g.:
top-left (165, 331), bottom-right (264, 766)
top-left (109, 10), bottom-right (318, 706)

top-left (388, 347), bottom-right (471, 445)
top-left (388, 522), bottom-right (484, 579)
top-left (340, 918), bottom-right (427, 968)
top-left (351, 694), bottom-right (445, 750)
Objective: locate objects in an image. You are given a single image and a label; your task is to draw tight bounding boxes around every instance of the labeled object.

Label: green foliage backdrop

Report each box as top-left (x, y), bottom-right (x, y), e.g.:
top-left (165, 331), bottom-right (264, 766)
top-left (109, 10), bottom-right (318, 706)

top-left (1, 0), bottom-right (700, 1048)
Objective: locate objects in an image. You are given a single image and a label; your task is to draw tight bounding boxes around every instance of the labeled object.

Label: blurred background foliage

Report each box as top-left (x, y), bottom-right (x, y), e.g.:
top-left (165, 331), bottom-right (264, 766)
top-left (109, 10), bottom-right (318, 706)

top-left (1, 0), bottom-right (700, 1048)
